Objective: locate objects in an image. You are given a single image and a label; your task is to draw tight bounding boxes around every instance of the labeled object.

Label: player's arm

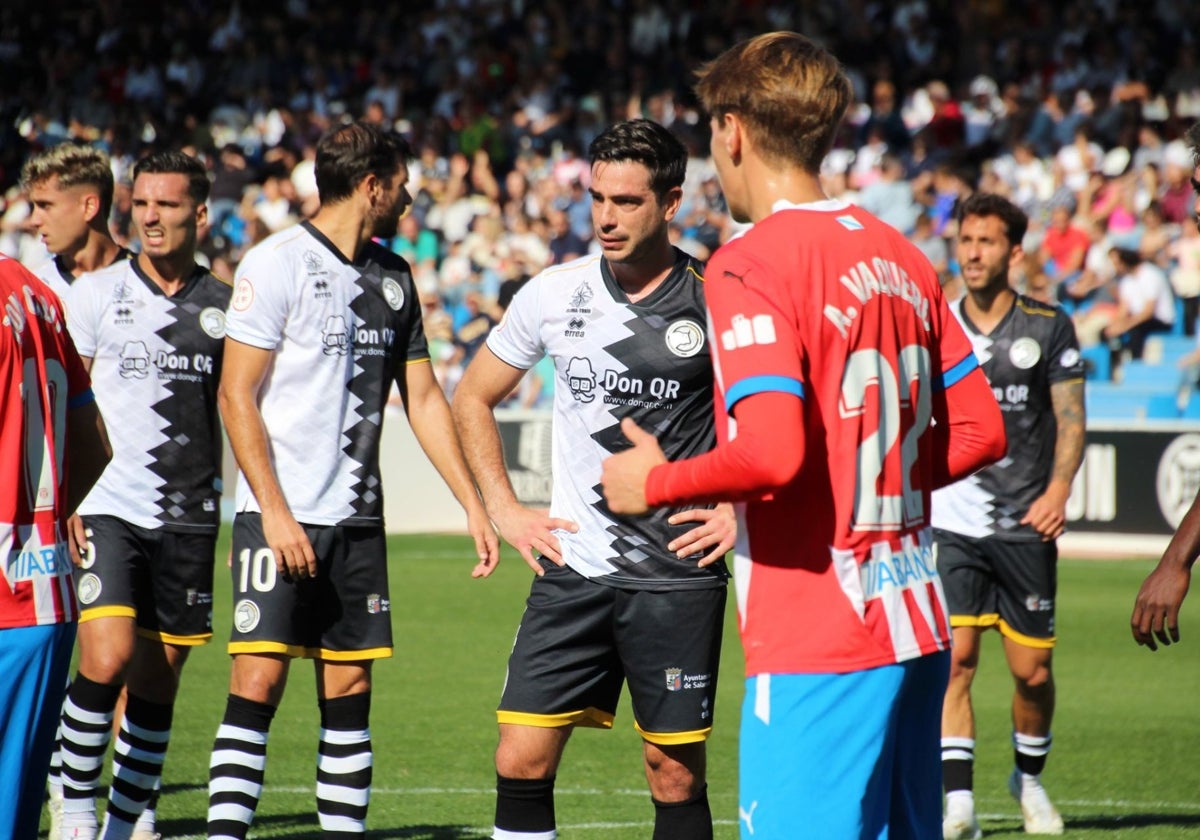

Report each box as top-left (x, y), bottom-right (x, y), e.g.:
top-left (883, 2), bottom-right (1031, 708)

top-left (394, 357), bottom-right (498, 577)
top-left (63, 353), bottom-right (99, 565)
top-left (1132, 492), bottom-right (1199, 650)
top-left (451, 345), bottom-right (578, 575)
top-left (218, 336), bottom-right (317, 580)
top-left (1021, 378), bottom-right (1085, 540)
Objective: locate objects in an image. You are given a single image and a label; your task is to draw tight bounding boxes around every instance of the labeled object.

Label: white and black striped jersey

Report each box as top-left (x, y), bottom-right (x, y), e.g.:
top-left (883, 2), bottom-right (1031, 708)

top-left (33, 249), bottom-right (131, 298)
top-left (932, 294), bottom-right (1084, 541)
top-left (488, 248), bottom-right (726, 590)
top-left (67, 259), bottom-right (231, 533)
top-left (225, 221), bottom-right (429, 527)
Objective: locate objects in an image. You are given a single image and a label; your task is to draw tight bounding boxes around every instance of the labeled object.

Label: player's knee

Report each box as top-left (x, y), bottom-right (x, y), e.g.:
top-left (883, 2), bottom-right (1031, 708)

top-left (78, 647), bottom-right (131, 686)
top-left (495, 735), bottom-right (560, 780)
top-left (1016, 664), bottom-right (1054, 693)
top-left (643, 742), bottom-right (705, 801)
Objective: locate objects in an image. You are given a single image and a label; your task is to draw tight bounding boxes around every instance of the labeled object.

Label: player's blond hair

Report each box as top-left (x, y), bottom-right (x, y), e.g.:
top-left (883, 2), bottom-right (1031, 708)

top-left (20, 144), bottom-right (115, 219)
top-left (695, 31), bottom-right (853, 174)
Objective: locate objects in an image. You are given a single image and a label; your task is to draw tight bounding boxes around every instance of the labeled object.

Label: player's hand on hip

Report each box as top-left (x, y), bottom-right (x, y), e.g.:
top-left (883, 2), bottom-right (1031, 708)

top-left (467, 507), bottom-right (502, 579)
top-left (262, 509), bottom-right (317, 580)
top-left (601, 418), bottom-right (666, 516)
top-left (67, 514), bottom-right (89, 567)
top-left (667, 503), bottom-right (737, 567)
top-left (494, 503), bottom-right (578, 576)
top-left (1131, 562), bottom-right (1190, 650)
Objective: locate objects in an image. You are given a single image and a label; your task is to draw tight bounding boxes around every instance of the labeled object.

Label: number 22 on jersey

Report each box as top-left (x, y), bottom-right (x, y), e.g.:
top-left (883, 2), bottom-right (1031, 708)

top-left (840, 344), bottom-right (932, 533)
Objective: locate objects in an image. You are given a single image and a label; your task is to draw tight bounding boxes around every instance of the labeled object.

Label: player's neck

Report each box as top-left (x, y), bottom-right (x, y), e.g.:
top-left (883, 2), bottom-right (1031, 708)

top-left (744, 159), bottom-right (827, 223)
top-left (59, 232), bottom-right (122, 277)
top-left (310, 205), bottom-right (374, 263)
top-left (608, 241), bottom-right (676, 303)
top-left (136, 251), bottom-right (196, 295)
top-left (964, 283), bottom-right (1015, 330)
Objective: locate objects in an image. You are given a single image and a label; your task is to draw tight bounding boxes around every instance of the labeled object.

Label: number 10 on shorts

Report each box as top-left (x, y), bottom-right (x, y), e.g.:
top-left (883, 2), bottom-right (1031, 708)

top-left (237, 548), bottom-right (278, 593)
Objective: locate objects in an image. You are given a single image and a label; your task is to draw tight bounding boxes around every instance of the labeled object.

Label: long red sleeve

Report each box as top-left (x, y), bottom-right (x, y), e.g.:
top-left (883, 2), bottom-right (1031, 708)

top-left (646, 391), bottom-right (806, 507)
top-left (930, 364), bottom-right (1007, 488)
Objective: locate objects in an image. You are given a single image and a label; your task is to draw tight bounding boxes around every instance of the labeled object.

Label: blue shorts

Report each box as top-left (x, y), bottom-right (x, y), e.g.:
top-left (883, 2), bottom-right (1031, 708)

top-left (738, 652), bottom-right (949, 839)
top-left (0, 622), bottom-right (76, 840)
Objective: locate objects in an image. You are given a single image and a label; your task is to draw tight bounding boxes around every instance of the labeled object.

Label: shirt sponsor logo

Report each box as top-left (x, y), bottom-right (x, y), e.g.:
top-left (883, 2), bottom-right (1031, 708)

top-left (323, 315), bottom-right (350, 356)
top-left (234, 599), bottom-right (261, 633)
top-left (232, 277), bottom-right (254, 311)
top-left (382, 277), bottom-right (404, 310)
top-left (565, 357), bottom-right (597, 402)
top-left (5, 541), bottom-right (70, 584)
top-left (860, 539), bottom-right (939, 601)
top-left (568, 282), bottom-right (594, 313)
top-left (199, 307), bottom-right (227, 339)
top-left (665, 319), bottom-right (705, 357)
top-left (302, 249), bottom-right (323, 273)
top-left (119, 341), bottom-right (151, 379)
top-left (78, 572), bottom-right (102, 605)
top-left (1010, 337), bottom-right (1041, 369)
top-left (721, 313), bottom-right (776, 350)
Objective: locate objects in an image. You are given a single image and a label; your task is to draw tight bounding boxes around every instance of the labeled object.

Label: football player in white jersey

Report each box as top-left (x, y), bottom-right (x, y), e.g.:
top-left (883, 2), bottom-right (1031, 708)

top-left (206, 121), bottom-right (496, 839)
top-left (453, 118), bottom-right (734, 840)
top-left (21, 144), bottom-right (130, 298)
top-left (56, 151), bottom-right (230, 840)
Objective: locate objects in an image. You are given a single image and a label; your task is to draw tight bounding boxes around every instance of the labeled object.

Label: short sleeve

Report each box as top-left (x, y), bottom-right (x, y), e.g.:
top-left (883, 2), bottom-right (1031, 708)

top-left (64, 277), bottom-right (100, 359)
top-left (225, 246), bottom-right (292, 350)
top-left (486, 273), bottom-right (545, 370)
top-left (1047, 308), bottom-right (1084, 384)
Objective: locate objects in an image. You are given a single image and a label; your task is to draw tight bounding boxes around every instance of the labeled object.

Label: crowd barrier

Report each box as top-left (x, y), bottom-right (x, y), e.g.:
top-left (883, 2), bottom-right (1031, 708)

top-left (222, 410), bottom-right (1200, 557)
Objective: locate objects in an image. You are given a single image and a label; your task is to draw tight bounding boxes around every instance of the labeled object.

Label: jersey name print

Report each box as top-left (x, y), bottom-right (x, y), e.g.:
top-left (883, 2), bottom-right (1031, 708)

top-left (702, 200), bottom-right (979, 674)
top-left (488, 248), bottom-right (725, 590)
top-left (67, 260), bottom-right (230, 533)
top-left (225, 221), bottom-right (429, 526)
top-left (1, 256), bottom-right (91, 626)
top-left (932, 295), bottom-right (1083, 540)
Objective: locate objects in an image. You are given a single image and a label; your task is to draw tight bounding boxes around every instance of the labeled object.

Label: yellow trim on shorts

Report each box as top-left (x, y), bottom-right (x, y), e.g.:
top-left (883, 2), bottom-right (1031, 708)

top-left (948, 613), bottom-right (1000, 629)
top-left (227, 642), bottom-right (393, 660)
top-left (997, 619), bottom-right (1056, 649)
top-left (635, 723), bottom-right (712, 745)
top-left (311, 646), bottom-right (393, 662)
top-left (228, 641), bottom-right (309, 658)
top-left (80, 606), bottom-right (136, 623)
top-left (140, 629), bottom-right (212, 646)
top-left (497, 708), bottom-right (615, 730)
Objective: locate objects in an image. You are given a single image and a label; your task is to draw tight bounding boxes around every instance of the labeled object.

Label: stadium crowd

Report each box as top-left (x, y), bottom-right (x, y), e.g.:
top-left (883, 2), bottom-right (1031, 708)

top-left (3, 0), bottom-right (1200, 394)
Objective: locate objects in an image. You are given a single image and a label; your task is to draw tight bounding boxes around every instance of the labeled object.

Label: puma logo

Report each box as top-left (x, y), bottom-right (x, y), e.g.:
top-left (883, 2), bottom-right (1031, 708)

top-left (739, 800), bottom-right (759, 834)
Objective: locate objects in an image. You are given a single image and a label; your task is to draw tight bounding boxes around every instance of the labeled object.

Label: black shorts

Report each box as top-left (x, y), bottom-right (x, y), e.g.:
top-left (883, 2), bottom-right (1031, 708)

top-left (934, 529), bottom-right (1057, 648)
top-left (498, 561), bottom-right (726, 745)
top-left (75, 514), bottom-right (216, 645)
top-left (227, 513), bottom-right (392, 661)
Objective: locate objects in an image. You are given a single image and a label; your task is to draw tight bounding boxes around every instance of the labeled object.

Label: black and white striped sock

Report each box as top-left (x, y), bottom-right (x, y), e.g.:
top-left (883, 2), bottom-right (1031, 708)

top-left (99, 694), bottom-right (173, 840)
top-left (316, 692), bottom-right (373, 836)
top-left (207, 694), bottom-right (276, 840)
top-left (60, 675), bottom-right (121, 832)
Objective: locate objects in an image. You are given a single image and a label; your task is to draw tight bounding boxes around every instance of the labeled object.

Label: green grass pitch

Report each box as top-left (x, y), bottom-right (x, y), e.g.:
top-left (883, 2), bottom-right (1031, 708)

top-left (45, 536), bottom-right (1200, 838)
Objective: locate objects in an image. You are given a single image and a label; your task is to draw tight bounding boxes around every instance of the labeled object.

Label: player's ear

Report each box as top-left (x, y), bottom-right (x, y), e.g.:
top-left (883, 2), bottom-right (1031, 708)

top-left (81, 191), bottom-right (100, 223)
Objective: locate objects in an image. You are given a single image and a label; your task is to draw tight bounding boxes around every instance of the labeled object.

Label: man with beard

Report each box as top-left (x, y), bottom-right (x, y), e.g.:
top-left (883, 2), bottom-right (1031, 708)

top-left (206, 122), bottom-right (496, 839)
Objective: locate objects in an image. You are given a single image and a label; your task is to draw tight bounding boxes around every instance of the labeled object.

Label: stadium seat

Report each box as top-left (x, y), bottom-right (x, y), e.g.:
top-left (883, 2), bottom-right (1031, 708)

top-left (1146, 394), bottom-right (1183, 419)
top-left (1119, 360), bottom-right (1183, 389)
top-left (1080, 344), bottom-right (1110, 381)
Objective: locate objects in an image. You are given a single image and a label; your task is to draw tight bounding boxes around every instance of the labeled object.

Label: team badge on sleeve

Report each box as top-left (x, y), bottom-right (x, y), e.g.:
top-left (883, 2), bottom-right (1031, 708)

top-left (232, 277), bottom-right (254, 311)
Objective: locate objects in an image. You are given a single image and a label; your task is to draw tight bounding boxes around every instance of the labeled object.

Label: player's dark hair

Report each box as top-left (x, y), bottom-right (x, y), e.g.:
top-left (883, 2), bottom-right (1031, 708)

top-left (315, 121), bottom-right (414, 204)
top-left (957, 192), bottom-right (1028, 246)
top-left (1186, 121), bottom-right (1200, 165)
top-left (589, 119), bottom-right (687, 199)
top-left (133, 150), bottom-right (211, 205)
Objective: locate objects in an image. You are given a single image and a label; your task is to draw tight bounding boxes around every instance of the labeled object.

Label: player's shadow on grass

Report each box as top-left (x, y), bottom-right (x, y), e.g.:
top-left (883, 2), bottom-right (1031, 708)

top-left (157, 813), bottom-right (487, 839)
top-left (1065, 813), bottom-right (1200, 831)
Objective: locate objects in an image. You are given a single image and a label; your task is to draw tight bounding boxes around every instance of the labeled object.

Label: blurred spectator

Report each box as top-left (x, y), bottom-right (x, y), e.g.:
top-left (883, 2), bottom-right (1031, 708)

top-left (1169, 217), bottom-right (1200, 336)
top-left (1104, 246), bottom-right (1176, 362)
top-left (859, 153), bottom-right (921, 235)
top-left (1040, 197), bottom-right (1090, 294)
